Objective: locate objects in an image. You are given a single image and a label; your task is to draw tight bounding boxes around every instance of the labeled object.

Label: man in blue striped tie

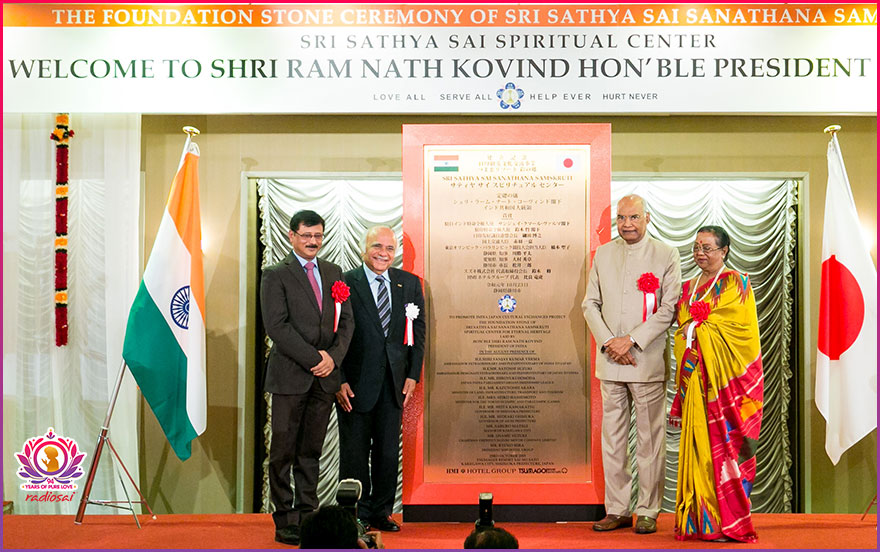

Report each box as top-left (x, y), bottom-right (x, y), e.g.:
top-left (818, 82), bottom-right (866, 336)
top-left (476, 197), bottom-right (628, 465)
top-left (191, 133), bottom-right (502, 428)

top-left (337, 225), bottom-right (426, 533)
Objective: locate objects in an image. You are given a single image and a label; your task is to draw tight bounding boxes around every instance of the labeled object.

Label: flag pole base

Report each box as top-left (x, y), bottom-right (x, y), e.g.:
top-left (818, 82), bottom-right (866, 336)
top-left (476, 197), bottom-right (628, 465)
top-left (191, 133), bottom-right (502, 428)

top-left (74, 361), bottom-right (155, 527)
top-left (74, 432), bottom-right (155, 527)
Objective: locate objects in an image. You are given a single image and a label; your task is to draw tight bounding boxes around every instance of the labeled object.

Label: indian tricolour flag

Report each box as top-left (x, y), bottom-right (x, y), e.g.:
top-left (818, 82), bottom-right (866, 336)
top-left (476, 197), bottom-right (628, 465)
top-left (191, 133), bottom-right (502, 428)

top-left (123, 136), bottom-right (206, 461)
top-left (433, 154), bottom-right (459, 172)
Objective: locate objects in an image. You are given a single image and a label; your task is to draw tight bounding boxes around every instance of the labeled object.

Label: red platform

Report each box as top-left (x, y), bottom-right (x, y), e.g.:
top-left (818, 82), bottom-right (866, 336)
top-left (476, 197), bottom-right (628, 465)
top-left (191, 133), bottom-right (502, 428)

top-left (3, 513), bottom-right (876, 549)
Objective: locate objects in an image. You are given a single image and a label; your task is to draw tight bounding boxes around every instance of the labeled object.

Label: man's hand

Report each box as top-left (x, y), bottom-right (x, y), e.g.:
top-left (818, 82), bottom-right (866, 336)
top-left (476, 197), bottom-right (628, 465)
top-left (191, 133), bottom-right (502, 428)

top-left (357, 531), bottom-right (384, 549)
top-left (336, 382), bottom-right (355, 412)
top-left (402, 378), bottom-right (417, 408)
top-left (310, 350), bottom-right (334, 378)
top-left (604, 336), bottom-right (637, 366)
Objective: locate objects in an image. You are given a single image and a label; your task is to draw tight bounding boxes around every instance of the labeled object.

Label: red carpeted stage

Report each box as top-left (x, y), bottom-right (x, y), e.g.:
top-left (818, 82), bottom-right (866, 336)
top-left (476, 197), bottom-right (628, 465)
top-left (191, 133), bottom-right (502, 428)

top-left (2, 513), bottom-right (876, 549)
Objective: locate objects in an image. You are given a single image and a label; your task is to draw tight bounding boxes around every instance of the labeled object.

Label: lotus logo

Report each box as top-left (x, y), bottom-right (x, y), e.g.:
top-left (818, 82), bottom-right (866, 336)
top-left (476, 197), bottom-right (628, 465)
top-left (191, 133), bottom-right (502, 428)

top-left (15, 428), bottom-right (86, 488)
top-left (497, 82), bottom-right (524, 109)
top-left (498, 294), bottom-right (517, 313)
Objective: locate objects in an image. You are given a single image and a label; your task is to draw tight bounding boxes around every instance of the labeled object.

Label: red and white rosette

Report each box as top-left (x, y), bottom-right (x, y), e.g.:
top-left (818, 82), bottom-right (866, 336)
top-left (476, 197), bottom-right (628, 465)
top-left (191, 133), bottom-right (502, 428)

top-left (331, 280), bottom-right (350, 332)
top-left (637, 272), bottom-right (660, 322)
top-left (686, 301), bottom-right (711, 349)
top-left (404, 302), bottom-right (419, 346)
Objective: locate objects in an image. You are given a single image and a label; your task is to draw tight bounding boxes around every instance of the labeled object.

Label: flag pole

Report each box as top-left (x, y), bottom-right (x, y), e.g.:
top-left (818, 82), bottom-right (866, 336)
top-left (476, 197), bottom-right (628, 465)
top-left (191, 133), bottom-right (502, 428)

top-left (824, 125), bottom-right (845, 183)
top-left (823, 124), bottom-right (841, 136)
top-left (824, 124), bottom-right (843, 168)
top-left (181, 125), bottom-right (199, 161)
top-left (74, 360), bottom-right (155, 526)
top-left (824, 125), bottom-right (858, 207)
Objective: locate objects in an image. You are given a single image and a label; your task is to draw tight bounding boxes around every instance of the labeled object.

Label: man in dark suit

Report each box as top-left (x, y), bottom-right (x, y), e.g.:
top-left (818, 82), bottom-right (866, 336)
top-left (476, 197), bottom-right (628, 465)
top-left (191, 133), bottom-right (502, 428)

top-left (261, 210), bottom-right (354, 545)
top-left (336, 225), bottom-right (426, 533)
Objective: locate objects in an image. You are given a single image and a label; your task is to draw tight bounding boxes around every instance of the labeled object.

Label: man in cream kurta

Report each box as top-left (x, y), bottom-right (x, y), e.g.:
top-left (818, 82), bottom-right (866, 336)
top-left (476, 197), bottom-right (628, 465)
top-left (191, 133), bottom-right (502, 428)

top-left (582, 194), bottom-right (681, 534)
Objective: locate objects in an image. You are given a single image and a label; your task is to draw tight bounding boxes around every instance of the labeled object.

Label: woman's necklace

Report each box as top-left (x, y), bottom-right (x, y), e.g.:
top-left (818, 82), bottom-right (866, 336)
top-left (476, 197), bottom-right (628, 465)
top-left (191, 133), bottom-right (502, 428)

top-left (689, 264), bottom-right (725, 304)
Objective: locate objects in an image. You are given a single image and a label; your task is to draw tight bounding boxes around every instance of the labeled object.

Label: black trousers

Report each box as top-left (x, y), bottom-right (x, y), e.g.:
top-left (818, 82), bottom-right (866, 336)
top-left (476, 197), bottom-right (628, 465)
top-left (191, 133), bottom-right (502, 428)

top-left (336, 370), bottom-right (402, 520)
top-left (269, 379), bottom-right (334, 529)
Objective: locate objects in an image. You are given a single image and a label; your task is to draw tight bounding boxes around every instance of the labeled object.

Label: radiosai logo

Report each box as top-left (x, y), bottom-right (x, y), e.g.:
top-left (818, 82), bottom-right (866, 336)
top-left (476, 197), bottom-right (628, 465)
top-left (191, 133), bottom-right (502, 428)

top-left (16, 428), bottom-right (86, 502)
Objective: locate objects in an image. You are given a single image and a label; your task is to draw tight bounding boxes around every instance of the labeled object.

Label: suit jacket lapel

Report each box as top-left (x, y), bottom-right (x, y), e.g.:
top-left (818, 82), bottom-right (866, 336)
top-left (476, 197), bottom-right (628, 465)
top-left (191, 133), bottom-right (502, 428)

top-left (389, 268), bottom-right (405, 336)
top-left (353, 267), bottom-right (387, 336)
top-left (316, 258), bottom-right (334, 317)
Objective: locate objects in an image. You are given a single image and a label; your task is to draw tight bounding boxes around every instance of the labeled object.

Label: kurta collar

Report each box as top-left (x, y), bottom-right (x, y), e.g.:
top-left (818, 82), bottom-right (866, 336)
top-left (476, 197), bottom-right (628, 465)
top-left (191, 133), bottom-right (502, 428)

top-left (621, 235), bottom-right (650, 251)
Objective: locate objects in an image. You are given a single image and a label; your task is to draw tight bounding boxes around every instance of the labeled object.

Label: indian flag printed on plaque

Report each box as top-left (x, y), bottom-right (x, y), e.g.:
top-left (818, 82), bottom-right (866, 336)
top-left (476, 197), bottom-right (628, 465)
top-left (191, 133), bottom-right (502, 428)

top-left (433, 154), bottom-right (459, 172)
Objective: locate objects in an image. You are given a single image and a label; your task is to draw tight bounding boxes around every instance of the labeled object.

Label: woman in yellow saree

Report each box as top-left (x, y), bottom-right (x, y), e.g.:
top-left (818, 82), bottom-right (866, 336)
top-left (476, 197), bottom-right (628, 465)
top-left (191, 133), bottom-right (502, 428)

top-left (670, 226), bottom-right (764, 543)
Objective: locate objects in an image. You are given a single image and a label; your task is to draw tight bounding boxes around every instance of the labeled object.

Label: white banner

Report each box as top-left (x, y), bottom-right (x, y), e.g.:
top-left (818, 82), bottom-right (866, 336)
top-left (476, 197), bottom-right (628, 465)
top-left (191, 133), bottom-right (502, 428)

top-left (3, 3), bottom-right (877, 114)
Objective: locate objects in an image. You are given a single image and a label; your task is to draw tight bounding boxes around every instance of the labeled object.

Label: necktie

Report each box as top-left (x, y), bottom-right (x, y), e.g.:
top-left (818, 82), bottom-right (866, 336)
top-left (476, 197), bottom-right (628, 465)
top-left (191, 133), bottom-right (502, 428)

top-left (375, 274), bottom-right (390, 336)
top-left (304, 261), bottom-right (322, 312)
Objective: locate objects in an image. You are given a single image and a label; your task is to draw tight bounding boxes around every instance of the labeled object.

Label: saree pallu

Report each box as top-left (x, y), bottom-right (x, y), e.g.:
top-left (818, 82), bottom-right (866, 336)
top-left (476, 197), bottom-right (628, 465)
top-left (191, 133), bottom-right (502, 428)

top-left (671, 270), bottom-right (764, 543)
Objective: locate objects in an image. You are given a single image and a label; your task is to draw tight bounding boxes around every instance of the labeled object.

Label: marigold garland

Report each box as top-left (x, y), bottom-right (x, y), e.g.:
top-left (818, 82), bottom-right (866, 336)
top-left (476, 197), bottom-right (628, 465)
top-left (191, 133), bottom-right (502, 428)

top-left (51, 113), bottom-right (74, 346)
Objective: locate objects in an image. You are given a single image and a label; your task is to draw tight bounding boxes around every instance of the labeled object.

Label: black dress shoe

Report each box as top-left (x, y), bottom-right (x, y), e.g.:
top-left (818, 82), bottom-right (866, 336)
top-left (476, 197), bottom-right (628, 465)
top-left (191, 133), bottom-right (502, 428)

top-left (274, 525), bottom-right (301, 545)
top-left (369, 516), bottom-right (401, 532)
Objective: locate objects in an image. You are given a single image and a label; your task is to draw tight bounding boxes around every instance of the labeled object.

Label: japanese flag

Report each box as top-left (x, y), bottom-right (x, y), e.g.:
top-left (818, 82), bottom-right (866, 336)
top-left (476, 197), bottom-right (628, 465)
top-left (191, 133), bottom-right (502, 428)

top-left (815, 132), bottom-right (877, 465)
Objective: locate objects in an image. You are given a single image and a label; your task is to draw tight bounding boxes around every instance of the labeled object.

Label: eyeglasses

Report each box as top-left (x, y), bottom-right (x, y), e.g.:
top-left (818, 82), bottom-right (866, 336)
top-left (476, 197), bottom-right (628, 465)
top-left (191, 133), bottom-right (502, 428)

top-left (692, 245), bottom-right (723, 254)
top-left (294, 231), bottom-right (325, 241)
